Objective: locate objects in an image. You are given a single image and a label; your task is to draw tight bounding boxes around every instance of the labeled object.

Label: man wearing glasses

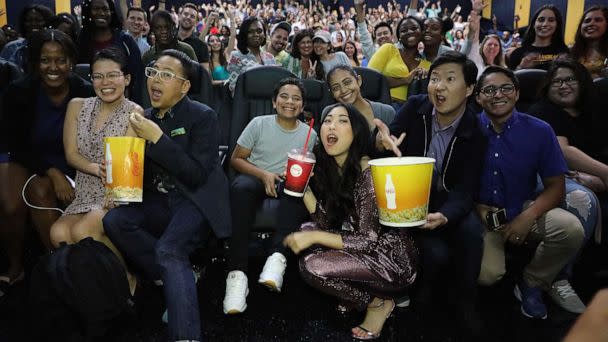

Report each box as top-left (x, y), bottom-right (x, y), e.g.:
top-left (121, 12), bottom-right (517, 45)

top-left (103, 50), bottom-right (231, 342)
top-left (474, 66), bottom-right (584, 320)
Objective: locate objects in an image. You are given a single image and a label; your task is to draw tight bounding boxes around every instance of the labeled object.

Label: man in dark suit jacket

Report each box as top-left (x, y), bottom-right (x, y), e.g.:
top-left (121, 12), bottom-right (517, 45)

top-left (103, 50), bottom-right (230, 342)
top-left (375, 52), bottom-right (487, 340)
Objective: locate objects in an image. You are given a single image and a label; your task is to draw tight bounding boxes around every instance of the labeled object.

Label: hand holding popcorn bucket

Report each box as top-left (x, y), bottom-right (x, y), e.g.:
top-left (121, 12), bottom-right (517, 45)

top-left (368, 157), bottom-right (435, 227)
top-left (104, 137), bottom-right (145, 204)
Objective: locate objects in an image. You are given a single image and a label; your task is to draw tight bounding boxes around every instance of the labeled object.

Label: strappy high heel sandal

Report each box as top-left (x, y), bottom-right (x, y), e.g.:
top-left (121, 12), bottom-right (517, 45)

top-left (351, 298), bottom-right (395, 340)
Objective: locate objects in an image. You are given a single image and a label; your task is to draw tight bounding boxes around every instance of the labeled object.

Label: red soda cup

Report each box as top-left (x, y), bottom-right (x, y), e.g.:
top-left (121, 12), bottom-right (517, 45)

top-left (284, 148), bottom-right (315, 197)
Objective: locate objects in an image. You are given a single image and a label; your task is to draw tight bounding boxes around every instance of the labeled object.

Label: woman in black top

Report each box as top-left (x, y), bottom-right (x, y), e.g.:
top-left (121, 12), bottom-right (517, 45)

top-left (508, 5), bottom-right (569, 70)
top-left (0, 30), bottom-right (94, 293)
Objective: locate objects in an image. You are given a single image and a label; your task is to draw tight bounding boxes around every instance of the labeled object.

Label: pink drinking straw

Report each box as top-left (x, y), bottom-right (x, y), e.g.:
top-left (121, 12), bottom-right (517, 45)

top-left (302, 118), bottom-right (314, 152)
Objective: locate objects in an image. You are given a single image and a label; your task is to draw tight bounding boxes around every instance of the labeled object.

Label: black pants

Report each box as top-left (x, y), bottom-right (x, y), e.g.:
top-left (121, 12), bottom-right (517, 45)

top-left (228, 174), bottom-right (308, 272)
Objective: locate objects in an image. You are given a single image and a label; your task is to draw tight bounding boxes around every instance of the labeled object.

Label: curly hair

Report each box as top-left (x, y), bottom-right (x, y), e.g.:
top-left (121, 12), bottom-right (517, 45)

top-left (310, 104), bottom-right (371, 229)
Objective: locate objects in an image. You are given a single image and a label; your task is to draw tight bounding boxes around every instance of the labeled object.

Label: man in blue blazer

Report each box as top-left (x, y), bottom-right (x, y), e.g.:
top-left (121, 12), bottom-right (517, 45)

top-left (103, 49), bottom-right (230, 342)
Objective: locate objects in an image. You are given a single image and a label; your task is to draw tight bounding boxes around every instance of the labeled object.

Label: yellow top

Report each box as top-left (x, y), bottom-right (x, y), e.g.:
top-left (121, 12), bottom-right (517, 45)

top-left (368, 44), bottom-right (431, 102)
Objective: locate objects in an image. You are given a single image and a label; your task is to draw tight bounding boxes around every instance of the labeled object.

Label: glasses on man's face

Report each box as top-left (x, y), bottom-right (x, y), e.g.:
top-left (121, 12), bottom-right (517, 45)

top-left (550, 76), bottom-right (578, 88)
top-left (479, 84), bottom-right (516, 97)
top-left (145, 67), bottom-right (187, 82)
top-left (91, 71), bottom-right (124, 82)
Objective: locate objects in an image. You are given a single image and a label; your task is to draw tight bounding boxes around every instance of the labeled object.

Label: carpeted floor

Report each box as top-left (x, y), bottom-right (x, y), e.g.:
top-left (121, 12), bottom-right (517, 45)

top-left (1, 239), bottom-right (607, 342)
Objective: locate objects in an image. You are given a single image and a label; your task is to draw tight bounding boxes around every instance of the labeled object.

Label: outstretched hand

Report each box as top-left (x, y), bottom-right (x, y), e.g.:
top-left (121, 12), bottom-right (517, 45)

top-left (374, 118), bottom-right (405, 157)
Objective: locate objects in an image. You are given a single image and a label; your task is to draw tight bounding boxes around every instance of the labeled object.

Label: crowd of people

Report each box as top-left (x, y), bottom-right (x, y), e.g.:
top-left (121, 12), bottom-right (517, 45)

top-left (1, 0), bottom-right (608, 341)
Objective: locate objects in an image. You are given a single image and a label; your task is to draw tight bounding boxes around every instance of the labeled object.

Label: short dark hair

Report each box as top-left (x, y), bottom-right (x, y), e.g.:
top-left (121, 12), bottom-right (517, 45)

top-left (273, 77), bottom-right (306, 104)
top-left (91, 47), bottom-right (129, 75)
top-left (272, 21), bottom-right (292, 36)
top-left (373, 22), bottom-right (392, 38)
top-left (28, 29), bottom-right (77, 74)
top-left (47, 12), bottom-right (80, 42)
top-left (157, 49), bottom-right (196, 82)
top-left (19, 5), bottom-right (54, 37)
top-left (475, 65), bottom-right (520, 95)
top-left (429, 51), bottom-right (478, 87)
top-left (127, 6), bottom-right (147, 20)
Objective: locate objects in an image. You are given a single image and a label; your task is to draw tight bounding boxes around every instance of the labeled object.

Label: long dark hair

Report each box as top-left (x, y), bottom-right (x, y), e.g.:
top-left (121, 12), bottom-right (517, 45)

top-left (571, 6), bottom-right (608, 61)
top-left (207, 34), bottom-right (227, 69)
top-left (344, 41), bottom-right (359, 66)
top-left (310, 104), bottom-right (371, 229)
top-left (538, 58), bottom-right (596, 113)
top-left (236, 16), bottom-right (266, 54)
top-left (290, 29), bottom-right (324, 79)
top-left (521, 5), bottom-right (567, 49)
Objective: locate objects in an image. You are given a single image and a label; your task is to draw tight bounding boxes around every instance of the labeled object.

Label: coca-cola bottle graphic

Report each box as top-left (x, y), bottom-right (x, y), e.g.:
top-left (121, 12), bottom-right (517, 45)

top-left (385, 174), bottom-right (396, 209)
top-left (105, 143), bottom-right (113, 184)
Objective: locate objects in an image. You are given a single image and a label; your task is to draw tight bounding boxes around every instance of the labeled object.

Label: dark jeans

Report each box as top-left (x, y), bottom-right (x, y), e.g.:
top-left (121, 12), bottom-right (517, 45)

top-left (103, 191), bottom-right (208, 341)
top-left (412, 211), bottom-right (484, 304)
top-left (228, 174), bottom-right (306, 273)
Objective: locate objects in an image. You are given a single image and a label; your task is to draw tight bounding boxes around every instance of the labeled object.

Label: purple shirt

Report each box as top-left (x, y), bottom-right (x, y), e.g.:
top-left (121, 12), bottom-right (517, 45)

top-left (478, 110), bottom-right (567, 221)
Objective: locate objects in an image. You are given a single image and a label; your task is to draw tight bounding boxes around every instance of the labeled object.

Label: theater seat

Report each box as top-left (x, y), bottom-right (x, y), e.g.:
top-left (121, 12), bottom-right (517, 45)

top-left (301, 78), bottom-right (332, 130)
top-left (74, 63), bottom-right (90, 81)
top-left (514, 69), bottom-right (546, 113)
top-left (353, 67), bottom-right (391, 104)
top-left (594, 77), bottom-right (608, 102)
top-left (229, 66), bottom-right (298, 233)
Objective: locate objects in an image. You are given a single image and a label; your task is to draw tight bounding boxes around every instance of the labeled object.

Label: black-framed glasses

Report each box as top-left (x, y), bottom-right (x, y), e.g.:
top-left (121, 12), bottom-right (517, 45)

top-left (479, 84), bottom-right (516, 97)
top-left (550, 76), bottom-right (577, 88)
top-left (91, 71), bottom-right (124, 82)
top-left (145, 67), bottom-right (187, 82)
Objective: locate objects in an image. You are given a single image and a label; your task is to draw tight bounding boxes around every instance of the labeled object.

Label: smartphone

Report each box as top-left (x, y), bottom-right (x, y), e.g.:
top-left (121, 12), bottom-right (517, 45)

top-left (486, 208), bottom-right (507, 231)
top-left (455, 5), bottom-right (461, 13)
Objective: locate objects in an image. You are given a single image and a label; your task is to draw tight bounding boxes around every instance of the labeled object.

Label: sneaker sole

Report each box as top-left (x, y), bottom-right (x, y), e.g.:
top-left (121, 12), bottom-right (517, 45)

top-left (258, 278), bottom-right (281, 293)
top-left (514, 285), bottom-right (547, 320)
top-left (395, 298), bottom-right (411, 308)
top-left (223, 288), bottom-right (249, 315)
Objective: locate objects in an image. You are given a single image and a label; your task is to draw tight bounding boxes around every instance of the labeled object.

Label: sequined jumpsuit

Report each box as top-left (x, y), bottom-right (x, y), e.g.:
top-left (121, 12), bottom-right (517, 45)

top-left (298, 169), bottom-right (418, 310)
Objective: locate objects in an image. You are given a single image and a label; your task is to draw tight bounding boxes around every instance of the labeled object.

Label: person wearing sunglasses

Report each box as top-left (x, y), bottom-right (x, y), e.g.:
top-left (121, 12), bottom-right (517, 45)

top-left (103, 49), bottom-right (230, 342)
top-left (475, 66), bottom-right (585, 321)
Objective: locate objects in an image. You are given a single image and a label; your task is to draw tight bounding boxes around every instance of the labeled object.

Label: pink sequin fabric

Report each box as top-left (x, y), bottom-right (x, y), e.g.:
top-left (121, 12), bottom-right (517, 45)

top-left (299, 169), bottom-right (418, 310)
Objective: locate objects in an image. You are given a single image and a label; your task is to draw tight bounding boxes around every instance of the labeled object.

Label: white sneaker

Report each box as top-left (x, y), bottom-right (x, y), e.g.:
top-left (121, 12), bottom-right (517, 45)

top-left (223, 270), bottom-right (249, 315)
top-left (548, 280), bottom-right (586, 314)
top-left (258, 252), bottom-right (287, 292)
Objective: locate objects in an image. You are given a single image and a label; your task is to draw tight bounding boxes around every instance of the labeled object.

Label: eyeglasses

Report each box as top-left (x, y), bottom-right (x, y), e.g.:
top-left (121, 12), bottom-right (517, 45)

top-left (91, 71), bottom-right (124, 82)
top-left (145, 67), bottom-right (187, 82)
top-left (479, 84), bottom-right (516, 97)
top-left (550, 76), bottom-right (578, 88)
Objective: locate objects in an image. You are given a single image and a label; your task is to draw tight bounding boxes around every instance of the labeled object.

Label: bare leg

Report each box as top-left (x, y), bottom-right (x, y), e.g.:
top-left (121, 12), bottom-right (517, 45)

top-left (0, 163), bottom-right (29, 279)
top-left (50, 214), bottom-right (82, 247)
top-left (25, 176), bottom-right (61, 250)
top-left (351, 297), bottom-right (395, 339)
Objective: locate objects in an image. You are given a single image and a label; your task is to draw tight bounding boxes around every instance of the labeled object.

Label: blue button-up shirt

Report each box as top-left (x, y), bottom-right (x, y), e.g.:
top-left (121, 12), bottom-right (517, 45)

top-left (478, 110), bottom-right (567, 221)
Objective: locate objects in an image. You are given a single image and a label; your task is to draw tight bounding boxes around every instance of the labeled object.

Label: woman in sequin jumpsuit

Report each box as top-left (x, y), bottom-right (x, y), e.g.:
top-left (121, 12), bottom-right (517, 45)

top-left (284, 104), bottom-right (418, 340)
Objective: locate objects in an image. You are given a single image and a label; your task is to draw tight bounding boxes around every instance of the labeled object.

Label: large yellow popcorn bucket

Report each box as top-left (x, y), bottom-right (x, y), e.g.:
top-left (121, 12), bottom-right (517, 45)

top-left (368, 157), bottom-right (435, 227)
top-left (104, 137), bottom-right (145, 203)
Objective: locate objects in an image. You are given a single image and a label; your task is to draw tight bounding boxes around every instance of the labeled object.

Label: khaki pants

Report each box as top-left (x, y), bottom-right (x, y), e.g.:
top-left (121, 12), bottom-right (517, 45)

top-left (478, 207), bottom-right (584, 289)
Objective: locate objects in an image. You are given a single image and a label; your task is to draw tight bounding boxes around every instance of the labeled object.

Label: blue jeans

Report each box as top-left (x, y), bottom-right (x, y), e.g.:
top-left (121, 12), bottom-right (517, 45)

top-left (103, 191), bottom-right (208, 341)
top-left (535, 177), bottom-right (598, 280)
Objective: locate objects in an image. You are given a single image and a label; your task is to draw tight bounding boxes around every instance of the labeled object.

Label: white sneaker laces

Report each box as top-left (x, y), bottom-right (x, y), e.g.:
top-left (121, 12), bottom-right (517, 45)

top-left (554, 283), bottom-right (577, 299)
